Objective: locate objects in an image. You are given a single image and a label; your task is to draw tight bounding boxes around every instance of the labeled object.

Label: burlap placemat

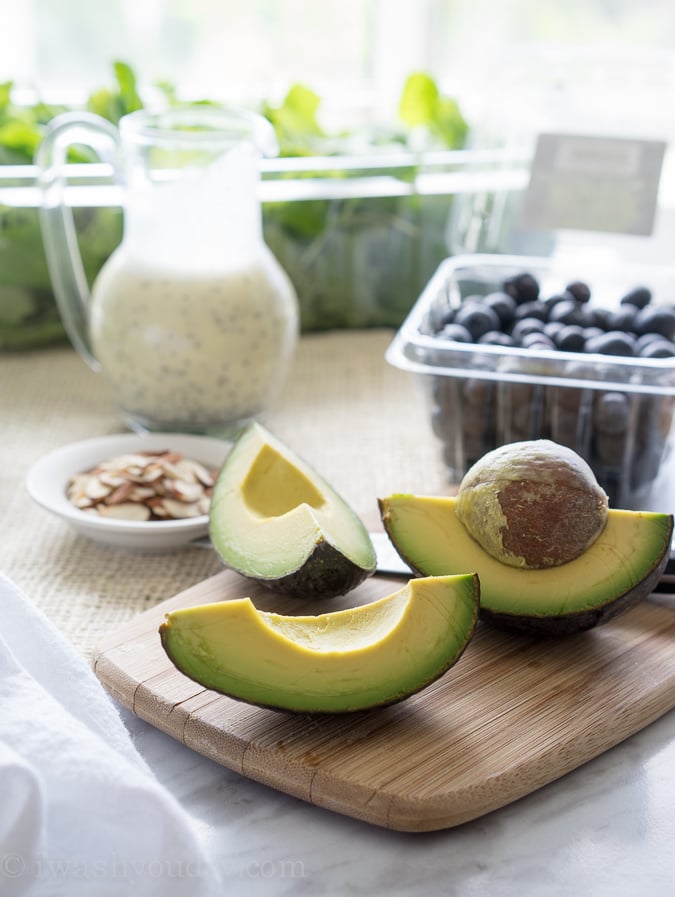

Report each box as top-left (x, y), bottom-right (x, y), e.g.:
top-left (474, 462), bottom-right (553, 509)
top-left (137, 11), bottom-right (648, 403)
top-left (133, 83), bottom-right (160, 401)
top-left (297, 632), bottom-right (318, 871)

top-left (1, 331), bottom-right (448, 658)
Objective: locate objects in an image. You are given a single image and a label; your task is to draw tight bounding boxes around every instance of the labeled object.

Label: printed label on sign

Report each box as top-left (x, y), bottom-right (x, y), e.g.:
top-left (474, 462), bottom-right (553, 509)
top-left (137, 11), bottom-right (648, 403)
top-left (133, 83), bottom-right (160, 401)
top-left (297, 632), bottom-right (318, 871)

top-left (519, 133), bottom-right (666, 236)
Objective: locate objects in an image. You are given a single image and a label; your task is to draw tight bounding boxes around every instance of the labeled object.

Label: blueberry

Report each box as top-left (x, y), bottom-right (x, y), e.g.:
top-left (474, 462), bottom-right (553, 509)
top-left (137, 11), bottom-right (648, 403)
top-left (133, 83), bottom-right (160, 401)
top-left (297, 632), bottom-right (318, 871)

top-left (520, 331), bottom-right (555, 350)
top-left (606, 306), bottom-right (638, 332)
top-left (635, 331), bottom-right (666, 353)
top-left (513, 300), bottom-right (549, 322)
top-left (634, 306), bottom-right (675, 340)
top-left (502, 272), bottom-right (540, 305)
top-left (585, 331), bottom-right (636, 356)
top-left (453, 302), bottom-right (501, 340)
top-left (548, 299), bottom-right (586, 326)
top-left (565, 280), bottom-right (592, 303)
top-left (544, 321), bottom-right (565, 340)
top-left (620, 286), bottom-right (652, 309)
top-left (639, 338), bottom-right (675, 358)
top-left (478, 330), bottom-right (517, 347)
top-left (582, 326), bottom-right (605, 343)
top-left (511, 317), bottom-right (546, 342)
top-left (436, 308), bottom-right (456, 329)
top-left (545, 292), bottom-right (572, 309)
top-left (554, 324), bottom-right (586, 352)
top-left (438, 322), bottom-right (473, 343)
top-left (587, 306), bottom-right (613, 330)
top-left (595, 392), bottom-right (630, 434)
top-left (482, 291), bottom-right (517, 328)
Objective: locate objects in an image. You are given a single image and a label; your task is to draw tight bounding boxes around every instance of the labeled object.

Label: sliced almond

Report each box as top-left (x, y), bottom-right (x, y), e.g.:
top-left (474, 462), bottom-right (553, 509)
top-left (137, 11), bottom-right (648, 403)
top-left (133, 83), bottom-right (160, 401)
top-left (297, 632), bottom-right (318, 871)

top-left (104, 481), bottom-right (136, 505)
top-left (171, 480), bottom-right (205, 503)
top-left (183, 459), bottom-right (216, 487)
top-left (138, 466), bottom-right (165, 483)
top-left (84, 476), bottom-right (113, 501)
top-left (71, 495), bottom-right (95, 509)
top-left (129, 486), bottom-right (157, 502)
top-left (97, 473), bottom-right (127, 488)
top-left (97, 502), bottom-right (152, 521)
top-left (171, 458), bottom-right (216, 487)
top-left (148, 499), bottom-right (170, 518)
top-left (161, 498), bottom-right (205, 519)
top-left (66, 450), bottom-right (217, 522)
top-left (160, 461), bottom-right (184, 481)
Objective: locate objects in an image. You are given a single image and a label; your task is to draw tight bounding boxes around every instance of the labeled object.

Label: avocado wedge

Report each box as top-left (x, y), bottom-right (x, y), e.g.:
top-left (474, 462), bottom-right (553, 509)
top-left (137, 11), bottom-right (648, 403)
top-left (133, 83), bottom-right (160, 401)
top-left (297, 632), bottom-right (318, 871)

top-left (379, 494), bottom-right (673, 635)
top-left (159, 574), bottom-right (480, 713)
top-left (209, 423), bottom-right (376, 598)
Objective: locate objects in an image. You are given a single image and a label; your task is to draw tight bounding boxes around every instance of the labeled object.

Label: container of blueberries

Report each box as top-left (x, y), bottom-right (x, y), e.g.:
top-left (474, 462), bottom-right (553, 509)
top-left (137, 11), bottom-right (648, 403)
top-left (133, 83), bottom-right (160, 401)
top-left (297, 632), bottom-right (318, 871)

top-left (386, 253), bottom-right (675, 510)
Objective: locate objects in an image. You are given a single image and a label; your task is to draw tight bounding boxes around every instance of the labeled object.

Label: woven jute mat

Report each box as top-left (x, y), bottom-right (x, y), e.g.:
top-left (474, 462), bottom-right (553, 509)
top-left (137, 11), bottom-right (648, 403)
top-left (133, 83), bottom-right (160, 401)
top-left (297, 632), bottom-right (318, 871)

top-left (1, 331), bottom-right (448, 658)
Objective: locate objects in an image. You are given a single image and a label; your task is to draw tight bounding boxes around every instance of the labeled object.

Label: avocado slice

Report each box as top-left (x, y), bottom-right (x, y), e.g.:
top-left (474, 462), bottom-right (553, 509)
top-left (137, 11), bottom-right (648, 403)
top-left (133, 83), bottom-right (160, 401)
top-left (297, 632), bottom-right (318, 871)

top-left (159, 574), bottom-right (480, 713)
top-left (209, 423), bottom-right (377, 598)
top-left (379, 494), bottom-right (673, 635)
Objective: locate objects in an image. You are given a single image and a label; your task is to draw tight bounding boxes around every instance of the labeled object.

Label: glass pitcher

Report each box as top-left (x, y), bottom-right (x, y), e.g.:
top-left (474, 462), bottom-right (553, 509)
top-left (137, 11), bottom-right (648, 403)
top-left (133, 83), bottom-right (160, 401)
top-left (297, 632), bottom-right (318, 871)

top-left (36, 105), bottom-right (299, 436)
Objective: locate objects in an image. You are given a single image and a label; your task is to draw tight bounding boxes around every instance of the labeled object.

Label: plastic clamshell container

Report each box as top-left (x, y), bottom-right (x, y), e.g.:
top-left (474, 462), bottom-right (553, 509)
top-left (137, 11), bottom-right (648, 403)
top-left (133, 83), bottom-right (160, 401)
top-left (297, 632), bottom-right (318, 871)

top-left (386, 253), bottom-right (675, 510)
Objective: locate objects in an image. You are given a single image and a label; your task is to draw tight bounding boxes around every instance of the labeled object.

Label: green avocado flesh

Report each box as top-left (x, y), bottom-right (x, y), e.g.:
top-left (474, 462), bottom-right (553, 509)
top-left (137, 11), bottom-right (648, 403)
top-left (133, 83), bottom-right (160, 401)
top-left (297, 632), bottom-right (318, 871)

top-left (209, 423), bottom-right (377, 598)
top-left (160, 574), bottom-right (480, 713)
top-left (379, 495), bottom-right (673, 635)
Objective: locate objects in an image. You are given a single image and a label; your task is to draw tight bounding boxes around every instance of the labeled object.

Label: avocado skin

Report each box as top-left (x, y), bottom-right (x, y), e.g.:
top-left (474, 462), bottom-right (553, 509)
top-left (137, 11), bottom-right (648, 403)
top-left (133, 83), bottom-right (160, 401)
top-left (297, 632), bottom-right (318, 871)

top-left (242, 537), bottom-right (375, 599)
top-left (478, 537), bottom-right (671, 636)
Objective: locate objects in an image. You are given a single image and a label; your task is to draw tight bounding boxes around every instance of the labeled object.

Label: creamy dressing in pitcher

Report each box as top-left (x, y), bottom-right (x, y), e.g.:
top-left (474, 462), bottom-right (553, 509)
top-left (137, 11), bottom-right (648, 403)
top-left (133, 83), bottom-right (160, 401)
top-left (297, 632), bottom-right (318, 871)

top-left (39, 106), bottom-right (299, 433)
top-left (89, 248), bottom-right (298, 433)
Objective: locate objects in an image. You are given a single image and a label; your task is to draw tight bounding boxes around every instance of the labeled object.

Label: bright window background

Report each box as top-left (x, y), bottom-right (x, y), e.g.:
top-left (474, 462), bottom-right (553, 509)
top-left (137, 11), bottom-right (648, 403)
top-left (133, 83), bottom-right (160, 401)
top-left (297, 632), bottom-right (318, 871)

top-left (3, 0), bottom-right (675, 131)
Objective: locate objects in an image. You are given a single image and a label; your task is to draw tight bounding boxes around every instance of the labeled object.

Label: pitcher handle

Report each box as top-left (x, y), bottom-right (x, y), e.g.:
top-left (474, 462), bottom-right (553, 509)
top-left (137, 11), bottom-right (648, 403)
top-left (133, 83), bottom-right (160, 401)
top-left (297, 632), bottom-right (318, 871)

top-left (35, 112), bottom-right (121, 370)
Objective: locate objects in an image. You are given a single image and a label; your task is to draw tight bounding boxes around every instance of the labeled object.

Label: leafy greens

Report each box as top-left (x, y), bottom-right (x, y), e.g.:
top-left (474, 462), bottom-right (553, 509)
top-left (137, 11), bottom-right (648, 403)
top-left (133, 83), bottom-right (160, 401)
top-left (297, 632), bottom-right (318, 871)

top-left (0, 63), bottom-right (468, 346)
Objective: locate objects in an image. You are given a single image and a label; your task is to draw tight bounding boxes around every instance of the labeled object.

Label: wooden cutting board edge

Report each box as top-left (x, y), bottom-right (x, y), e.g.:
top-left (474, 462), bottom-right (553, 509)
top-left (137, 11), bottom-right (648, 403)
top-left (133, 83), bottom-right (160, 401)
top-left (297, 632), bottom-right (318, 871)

top-left (92, 573), bottom-right (675, 833)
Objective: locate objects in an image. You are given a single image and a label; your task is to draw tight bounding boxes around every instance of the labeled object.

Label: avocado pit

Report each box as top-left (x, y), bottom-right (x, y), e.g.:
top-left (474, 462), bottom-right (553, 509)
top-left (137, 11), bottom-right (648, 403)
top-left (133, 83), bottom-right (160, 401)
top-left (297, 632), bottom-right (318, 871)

top-left (455, 439), bottom-right (609, 569)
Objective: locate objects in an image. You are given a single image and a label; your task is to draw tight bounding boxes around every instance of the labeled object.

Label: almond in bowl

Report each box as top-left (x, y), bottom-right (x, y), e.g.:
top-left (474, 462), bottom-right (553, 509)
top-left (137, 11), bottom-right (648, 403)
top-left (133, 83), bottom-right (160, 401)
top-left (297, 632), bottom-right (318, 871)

top-left (66, 450), bottom-right (217, 522)
top-left (26, 433), bottom-right (230, 551)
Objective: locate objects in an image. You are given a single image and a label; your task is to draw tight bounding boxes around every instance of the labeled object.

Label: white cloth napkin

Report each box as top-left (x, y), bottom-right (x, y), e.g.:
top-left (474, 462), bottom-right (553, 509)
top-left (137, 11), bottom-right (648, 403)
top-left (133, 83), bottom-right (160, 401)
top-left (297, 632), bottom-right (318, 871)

top-left (0, 573), bottom-right (221, 897)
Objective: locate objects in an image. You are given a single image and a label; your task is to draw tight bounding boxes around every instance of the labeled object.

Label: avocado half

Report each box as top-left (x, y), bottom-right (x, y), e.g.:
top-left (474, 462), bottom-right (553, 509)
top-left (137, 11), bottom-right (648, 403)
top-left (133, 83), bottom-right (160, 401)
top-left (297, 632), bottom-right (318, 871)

top-left (159, 574), bottom-right (480, 713)
top-left (209, 423), bottom-right (377, 598)
top-left (379, 494), bottom-right (673, 635)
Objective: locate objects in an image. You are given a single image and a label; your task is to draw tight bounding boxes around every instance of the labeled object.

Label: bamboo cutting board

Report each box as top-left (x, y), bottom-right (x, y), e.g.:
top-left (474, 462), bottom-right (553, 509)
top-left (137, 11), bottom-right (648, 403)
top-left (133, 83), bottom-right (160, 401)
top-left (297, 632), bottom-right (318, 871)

top-left (93, 568), bottom-right (675, 832)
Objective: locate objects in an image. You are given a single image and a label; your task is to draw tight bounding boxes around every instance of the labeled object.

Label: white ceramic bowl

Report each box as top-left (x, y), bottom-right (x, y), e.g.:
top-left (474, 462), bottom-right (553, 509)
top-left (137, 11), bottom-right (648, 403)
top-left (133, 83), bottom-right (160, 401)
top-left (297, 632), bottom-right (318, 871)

top-left (25, 432), bottom-right (231, 551)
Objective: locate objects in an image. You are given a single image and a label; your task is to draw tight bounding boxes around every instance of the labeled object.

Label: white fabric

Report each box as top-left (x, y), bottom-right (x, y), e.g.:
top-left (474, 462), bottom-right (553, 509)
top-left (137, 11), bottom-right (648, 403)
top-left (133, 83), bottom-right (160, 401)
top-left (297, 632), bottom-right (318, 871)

top-left (0, 573), bottom-right (220, 897)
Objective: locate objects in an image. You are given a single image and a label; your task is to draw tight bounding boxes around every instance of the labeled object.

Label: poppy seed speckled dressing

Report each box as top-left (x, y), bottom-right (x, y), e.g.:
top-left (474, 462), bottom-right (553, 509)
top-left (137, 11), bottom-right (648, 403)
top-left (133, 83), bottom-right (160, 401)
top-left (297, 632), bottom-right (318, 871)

top-left (90, 250), bottom-right (297, 433)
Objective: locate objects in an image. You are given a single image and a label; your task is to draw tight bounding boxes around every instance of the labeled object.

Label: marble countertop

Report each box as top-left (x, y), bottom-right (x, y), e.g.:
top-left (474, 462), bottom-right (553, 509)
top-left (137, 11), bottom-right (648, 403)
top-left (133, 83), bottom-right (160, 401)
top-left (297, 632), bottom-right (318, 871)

top-left (4, 336), bottom-right (675, 896)
top-left (125, 704), bottom-right (675, 896)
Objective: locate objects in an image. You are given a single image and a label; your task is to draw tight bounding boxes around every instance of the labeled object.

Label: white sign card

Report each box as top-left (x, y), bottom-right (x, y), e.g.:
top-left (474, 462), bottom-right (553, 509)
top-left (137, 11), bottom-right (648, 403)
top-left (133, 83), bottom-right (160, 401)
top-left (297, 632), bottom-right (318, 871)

top-left (519, 133), bottom-right (666, 236)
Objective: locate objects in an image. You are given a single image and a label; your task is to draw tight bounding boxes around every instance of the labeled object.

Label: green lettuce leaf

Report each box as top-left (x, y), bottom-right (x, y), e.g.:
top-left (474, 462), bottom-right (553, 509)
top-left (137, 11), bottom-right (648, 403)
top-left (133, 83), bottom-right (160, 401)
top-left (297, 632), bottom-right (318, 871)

top-left (399, 71), bottom-right (468, 149)
top-left (261, 83), bottom-right (325, 156)
top-left (86, 60), bottom-right (143, 123)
